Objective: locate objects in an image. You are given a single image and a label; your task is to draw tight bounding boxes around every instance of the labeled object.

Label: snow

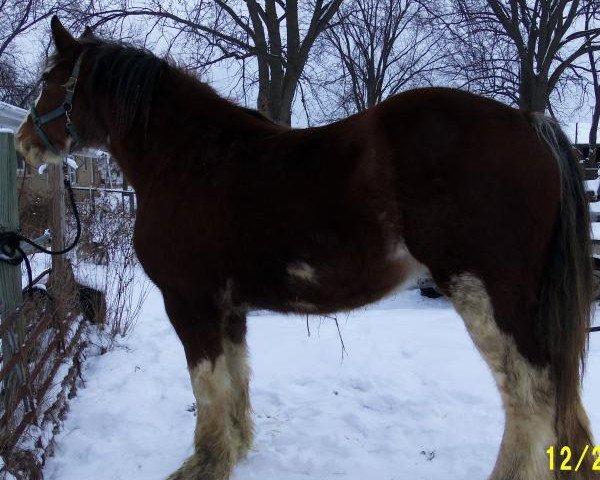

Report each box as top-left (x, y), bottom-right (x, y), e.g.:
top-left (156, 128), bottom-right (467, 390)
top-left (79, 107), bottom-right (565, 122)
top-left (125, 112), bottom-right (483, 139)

top-left (0, 101), bottom-right (26, 132)
top-left (42, 275), bottom-right (600, 480)
top-left (586, 178), bottom-right (599, 193)
top-left (65, 156), bottom-right (79, 169)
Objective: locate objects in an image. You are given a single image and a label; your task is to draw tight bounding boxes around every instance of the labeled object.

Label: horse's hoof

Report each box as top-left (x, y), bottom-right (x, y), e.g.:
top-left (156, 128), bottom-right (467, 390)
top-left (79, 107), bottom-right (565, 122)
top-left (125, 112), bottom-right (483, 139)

top-left (166, 450), bottom-right (233, 480)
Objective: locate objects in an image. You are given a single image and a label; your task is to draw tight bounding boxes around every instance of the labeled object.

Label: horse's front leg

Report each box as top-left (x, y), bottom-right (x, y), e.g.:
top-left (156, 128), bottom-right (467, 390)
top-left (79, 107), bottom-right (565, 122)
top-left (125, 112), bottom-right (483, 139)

top-left (163, 290), bottom-right (252, 480)
top-left (223, 310), bottom-right (254, 459)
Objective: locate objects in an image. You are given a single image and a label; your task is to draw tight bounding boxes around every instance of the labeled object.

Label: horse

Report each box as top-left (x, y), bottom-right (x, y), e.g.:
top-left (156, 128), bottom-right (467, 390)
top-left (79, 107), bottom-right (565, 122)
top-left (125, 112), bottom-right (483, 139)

top-left (16, 16), bottom-right (595, 480)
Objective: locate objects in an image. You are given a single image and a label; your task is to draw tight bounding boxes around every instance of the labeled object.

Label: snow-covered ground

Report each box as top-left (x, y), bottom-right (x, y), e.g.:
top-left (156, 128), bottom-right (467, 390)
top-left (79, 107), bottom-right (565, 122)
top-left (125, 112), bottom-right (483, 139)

top-left (42, 276), bottom-right (599, 480)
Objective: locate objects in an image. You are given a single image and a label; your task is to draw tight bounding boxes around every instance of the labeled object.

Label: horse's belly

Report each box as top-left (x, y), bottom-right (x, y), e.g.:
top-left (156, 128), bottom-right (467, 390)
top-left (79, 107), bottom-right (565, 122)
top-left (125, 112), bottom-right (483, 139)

top-left (252, 243), bottom-right (428, 314)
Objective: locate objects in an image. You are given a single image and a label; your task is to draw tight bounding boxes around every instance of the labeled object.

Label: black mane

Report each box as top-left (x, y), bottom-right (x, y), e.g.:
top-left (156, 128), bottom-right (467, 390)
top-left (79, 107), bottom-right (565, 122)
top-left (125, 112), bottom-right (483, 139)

top-left (83, 39), bottom-right (164, 137)
top-left (79, 39), bottom-right (275, 137)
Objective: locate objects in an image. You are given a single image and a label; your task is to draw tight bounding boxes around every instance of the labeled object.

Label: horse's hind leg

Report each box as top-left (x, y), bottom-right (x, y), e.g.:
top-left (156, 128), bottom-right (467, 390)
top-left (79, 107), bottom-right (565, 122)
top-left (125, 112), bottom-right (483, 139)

top-left (163, 291), bottom-right (249, 480)
top-left (448, 273), bottom-right (592, 480)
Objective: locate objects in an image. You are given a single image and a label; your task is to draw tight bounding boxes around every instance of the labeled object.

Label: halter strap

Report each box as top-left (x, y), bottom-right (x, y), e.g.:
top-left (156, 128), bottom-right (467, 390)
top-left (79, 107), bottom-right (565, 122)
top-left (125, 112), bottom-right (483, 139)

top-left (30, 53), bottom-right (84, 155)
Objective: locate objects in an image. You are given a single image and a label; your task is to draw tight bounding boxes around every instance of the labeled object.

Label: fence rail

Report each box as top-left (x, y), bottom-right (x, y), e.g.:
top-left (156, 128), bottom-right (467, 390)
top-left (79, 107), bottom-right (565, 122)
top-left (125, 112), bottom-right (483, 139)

top-left (70, 185), bottom-right (137, 214)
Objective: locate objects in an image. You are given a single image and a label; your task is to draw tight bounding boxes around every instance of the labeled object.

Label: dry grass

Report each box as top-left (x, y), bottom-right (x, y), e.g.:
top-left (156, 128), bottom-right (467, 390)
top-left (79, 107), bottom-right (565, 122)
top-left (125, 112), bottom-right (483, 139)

top-left (17, 185), bottom-right (51, 239)
top-left (73, 192), bottom-right (150, 350)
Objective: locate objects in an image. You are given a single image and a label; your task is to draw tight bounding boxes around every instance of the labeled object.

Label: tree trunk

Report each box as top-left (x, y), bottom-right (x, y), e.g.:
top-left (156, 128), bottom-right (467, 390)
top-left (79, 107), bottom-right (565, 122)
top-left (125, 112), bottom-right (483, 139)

top-left (518, 65), bottom-right (548, 113)
top-left (589, 93), bottom-right (600, 163)
top-left (258, 73), bottom-right (297, 126)
top-left (49, 164), bottom-right (66, 280)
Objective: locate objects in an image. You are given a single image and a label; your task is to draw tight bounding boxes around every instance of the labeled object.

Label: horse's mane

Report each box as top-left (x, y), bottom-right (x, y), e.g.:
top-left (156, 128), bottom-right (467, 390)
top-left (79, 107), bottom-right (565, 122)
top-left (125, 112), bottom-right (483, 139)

top-left (79, 39), bottom-right (276, 137)
top-left (81, 39), bottom-right (163, 137)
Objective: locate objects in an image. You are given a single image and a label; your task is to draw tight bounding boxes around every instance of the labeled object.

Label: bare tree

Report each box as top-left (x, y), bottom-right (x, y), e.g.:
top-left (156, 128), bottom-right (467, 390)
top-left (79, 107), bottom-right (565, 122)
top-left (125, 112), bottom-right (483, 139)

top-left (0, 0), bottom-right (57, 59)
top-left (72, 0), bottom-right (343, 125)
top-left (583, 3), bottom-right (600, 161)
top-left (442, 8), bottom-right (521, 105)
top-left (445, 0), bottom-right (600, 112)
top-left (0, 59), bottom-right (29, 105)
top-left (322, 0), bottom-right (444, 117)
top-left (586, 61), bottom-right (600, 161)
top-left (0, 0), bottom-right (61, 105)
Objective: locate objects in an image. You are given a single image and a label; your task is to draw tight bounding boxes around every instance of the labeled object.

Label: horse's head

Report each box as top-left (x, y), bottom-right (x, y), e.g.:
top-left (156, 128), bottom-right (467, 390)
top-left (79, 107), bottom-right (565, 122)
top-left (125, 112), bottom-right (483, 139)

top-left (16, 16), bottom-right (95, 166)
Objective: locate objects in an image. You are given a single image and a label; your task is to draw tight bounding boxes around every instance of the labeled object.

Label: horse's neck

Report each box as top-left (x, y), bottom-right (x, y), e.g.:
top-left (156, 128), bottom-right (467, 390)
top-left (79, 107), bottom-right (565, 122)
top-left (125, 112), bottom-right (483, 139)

top-left (103, 71), bottom-right (275, 195)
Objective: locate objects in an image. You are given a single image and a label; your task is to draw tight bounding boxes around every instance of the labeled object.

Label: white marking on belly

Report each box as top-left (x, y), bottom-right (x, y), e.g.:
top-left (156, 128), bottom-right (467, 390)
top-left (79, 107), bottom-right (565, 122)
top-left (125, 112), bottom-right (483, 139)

top-left (287, 262), bottom-right (318, 284)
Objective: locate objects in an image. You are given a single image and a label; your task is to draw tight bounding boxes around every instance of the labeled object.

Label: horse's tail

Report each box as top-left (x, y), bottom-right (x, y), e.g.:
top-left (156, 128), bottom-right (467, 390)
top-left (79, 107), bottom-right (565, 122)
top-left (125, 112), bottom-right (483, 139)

top-left (531, 113), bottom-right (594, 462)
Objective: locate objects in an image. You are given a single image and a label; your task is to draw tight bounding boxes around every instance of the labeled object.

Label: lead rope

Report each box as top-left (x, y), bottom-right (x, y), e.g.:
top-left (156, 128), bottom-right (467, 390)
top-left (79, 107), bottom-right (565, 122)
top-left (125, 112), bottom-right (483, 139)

top-left (0, 161), bottom-right (81, 294)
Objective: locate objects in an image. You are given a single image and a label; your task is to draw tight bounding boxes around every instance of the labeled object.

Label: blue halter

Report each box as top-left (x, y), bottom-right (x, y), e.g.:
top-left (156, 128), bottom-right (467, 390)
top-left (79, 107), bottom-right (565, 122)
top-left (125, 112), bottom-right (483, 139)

top-left (30, 54), bottom-right (83, 155)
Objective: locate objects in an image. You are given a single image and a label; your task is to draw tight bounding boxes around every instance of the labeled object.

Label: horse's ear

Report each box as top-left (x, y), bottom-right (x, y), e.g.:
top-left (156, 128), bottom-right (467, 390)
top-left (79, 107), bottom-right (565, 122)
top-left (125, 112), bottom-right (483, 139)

top-left (51, 16), bottom-right (76, 53)
top-left (81, 25), bottom-right (95, 40)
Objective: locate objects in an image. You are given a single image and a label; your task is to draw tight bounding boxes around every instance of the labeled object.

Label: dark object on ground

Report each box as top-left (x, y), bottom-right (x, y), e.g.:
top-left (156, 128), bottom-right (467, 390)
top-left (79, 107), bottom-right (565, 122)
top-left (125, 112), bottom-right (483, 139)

top-left (77, 284), bottom-right (106, 325)
top-left (420, 286), bottom-right (443, 299)
top-left (418, 277), bottom-right (443, 298)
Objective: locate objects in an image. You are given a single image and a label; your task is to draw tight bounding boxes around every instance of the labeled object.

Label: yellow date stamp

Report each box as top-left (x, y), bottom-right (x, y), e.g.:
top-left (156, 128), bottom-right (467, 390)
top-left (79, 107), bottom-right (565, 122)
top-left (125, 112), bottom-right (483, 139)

top-left (546, 446), bottom-right (600, 472)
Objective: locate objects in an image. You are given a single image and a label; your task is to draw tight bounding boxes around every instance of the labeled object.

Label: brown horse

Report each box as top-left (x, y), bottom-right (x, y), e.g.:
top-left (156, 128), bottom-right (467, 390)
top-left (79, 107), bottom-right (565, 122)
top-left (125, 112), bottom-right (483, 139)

top-left (16, 16), bottom-right (594, 480)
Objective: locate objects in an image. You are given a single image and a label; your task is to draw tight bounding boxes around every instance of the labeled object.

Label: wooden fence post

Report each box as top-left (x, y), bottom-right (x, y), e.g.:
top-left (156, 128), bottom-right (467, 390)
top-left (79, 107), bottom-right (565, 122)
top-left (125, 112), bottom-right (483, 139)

top-left (48, 164), bottom-right (66, 281)
top-left (0, 131), bottom-right (24, 402)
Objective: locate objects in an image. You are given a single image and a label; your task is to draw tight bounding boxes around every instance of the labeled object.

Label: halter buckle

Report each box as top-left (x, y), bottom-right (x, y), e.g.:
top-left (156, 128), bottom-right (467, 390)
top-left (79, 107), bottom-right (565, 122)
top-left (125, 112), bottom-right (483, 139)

top-left (64, 76), bottom-right (77, 92)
